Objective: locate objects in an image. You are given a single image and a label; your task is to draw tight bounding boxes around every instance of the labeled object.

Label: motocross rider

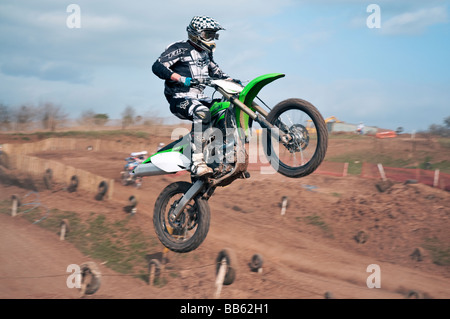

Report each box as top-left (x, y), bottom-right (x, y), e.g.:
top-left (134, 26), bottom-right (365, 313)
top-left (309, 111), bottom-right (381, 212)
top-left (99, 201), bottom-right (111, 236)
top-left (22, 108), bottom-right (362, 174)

top-left (152, 16), bottom-right (233, 177)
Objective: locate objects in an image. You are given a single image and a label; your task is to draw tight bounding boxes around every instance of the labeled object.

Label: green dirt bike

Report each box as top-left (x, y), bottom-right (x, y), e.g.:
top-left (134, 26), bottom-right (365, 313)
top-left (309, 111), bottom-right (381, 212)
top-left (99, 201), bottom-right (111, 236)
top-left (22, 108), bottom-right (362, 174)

top-left (134, 73), bottom-right (328, 253)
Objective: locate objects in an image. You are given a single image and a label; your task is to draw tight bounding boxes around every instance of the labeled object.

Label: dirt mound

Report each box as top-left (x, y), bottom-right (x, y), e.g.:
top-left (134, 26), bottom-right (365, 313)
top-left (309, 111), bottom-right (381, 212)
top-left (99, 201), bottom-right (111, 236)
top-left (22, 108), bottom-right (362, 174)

top-left (330, 181), bottom-right (450, 274)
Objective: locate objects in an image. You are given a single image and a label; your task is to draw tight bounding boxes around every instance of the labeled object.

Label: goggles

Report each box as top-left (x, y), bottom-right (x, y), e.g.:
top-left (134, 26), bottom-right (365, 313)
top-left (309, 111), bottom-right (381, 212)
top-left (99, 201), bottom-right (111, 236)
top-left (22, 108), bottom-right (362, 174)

top-left (200, 30), bottom-right (219, 41)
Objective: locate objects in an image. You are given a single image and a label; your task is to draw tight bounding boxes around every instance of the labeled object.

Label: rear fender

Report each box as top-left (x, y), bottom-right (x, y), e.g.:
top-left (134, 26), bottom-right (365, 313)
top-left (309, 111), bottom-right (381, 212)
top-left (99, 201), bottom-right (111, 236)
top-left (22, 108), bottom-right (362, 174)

top-left (142, 134), bottom-right (191, 165)
top-left (151, 152), bottom-right (190, 172)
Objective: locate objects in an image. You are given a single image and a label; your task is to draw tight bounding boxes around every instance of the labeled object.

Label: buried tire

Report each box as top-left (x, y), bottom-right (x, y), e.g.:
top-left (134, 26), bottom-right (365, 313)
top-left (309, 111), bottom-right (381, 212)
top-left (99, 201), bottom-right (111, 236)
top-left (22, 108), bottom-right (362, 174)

top-left (67, 175), bottom-right (78, 193)
top-left (43, 168), bottom-right (53, 190)
top-left (80, 262), bottom-right (101, 295)
top-left (216, 248), bottom-right (238, 285)
top-left (249, 254), bottom-right (264, 272)
top-left (95, 181), bottom-right (108, 200)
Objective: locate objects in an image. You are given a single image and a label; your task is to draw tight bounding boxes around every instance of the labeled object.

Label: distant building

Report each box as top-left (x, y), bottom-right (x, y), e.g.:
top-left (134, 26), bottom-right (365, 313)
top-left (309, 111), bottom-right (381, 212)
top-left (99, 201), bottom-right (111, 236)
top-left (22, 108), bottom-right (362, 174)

top-left (327, 122), bottom-right (378, 135)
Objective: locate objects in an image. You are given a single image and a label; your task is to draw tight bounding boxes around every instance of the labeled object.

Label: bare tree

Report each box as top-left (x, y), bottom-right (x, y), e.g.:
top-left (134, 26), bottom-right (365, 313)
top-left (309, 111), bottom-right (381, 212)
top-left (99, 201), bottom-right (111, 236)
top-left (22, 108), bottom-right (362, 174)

top-left (121, 105), bottom-right (136, 129)
top-left (0, 103), bottom-right (12, 131)
top-left (444, 116), bottom-right (450, 129)
top-left (78, 109), bottom-right (96, 128)
top-left (39, 102), bottom-right (68, 131)
top-left (13, 104), bottom-right (36, 131)
top-left (428, 116), bottom-right (450, 137)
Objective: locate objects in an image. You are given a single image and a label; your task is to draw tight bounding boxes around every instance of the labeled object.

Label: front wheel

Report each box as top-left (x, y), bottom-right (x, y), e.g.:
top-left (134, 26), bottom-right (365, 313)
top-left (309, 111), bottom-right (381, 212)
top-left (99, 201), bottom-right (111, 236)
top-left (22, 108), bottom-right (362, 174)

top-left (153, 181), bottom-right (210, 253)
top-left (263, 98), bottom-right (328, 178)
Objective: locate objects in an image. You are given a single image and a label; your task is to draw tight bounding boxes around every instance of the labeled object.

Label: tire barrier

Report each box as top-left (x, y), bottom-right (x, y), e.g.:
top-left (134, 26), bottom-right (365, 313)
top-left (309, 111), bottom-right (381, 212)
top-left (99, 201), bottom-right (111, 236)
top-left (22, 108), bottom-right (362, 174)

top-left (123, 195), bottom-right (137, 214)
top-left (94, 181), bottom-right (108, 201)
top-left (324, 291), bottom-right (335, 299)
top-left (404, 179), bottom-right (418, 185)
top-left (148, 259), bottom-right (161, 286)
top-left (249, 254), bottom-right (264, 273)
top-left (406, 290), bottom-right (424, 299)
top-left (214, 248), bottom-right (237, 298)
top-left (410, 247), bottom-right (427, 262)
top-left (5, 151), bottom-right (116, 199)
top-left (11, 194), bottom-right (20, 217)
top-left (375, 179), bottom-right (393, 193)
top-left (213, 248), bottom-right (237, 298)
top-left (67, 175), bottom-right (78, 193)
top-left (215, 248), bottom-right (237, 286)
top-left (60, 219), bottom-right (70, 241)
top-left (80, 262), bottom-right (101, 295)
top-left (354, 230), bottom-right (368, 244)
top-left (43, 168), bottom-right (53, 190)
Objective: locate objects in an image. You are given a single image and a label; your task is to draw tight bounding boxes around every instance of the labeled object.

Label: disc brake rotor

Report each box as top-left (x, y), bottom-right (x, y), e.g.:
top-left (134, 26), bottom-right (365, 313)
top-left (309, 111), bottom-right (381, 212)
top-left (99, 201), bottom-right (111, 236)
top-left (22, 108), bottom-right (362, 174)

top-left (286, 124), bottom-right (309, 152)
top-left (167, 200), bottom-right (198, 235)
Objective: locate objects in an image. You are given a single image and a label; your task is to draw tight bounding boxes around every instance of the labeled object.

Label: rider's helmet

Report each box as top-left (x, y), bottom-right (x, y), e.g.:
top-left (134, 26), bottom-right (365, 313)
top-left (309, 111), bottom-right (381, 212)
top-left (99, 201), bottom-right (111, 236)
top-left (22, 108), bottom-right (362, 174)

top-left (187, 16), bottom-right (225, 53)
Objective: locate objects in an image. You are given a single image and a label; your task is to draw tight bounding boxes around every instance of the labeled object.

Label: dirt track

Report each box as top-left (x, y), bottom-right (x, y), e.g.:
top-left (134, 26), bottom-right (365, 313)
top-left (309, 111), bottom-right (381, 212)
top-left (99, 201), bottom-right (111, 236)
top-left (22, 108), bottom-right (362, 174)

top-left (1, 134), bottom-right (449, 299)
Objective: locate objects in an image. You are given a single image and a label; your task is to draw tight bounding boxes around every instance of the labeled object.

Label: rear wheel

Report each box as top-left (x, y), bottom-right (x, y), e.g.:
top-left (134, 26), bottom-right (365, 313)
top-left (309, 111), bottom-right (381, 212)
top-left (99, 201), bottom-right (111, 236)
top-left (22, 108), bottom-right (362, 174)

top-left (263, 98), bottom-right (328, 178)
top-left (153, 181), bottom-right (210, 253)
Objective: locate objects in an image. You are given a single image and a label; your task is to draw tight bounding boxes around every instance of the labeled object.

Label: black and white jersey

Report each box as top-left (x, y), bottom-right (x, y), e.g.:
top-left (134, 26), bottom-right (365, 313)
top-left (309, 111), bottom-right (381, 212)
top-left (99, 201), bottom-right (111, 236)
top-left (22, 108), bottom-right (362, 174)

top-left (152, 40), bottom-right (229, 99)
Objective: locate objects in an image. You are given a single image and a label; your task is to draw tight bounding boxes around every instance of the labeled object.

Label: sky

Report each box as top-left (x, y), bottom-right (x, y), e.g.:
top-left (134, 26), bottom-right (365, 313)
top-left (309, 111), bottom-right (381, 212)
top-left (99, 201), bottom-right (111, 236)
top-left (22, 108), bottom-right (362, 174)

top-left (0, 0), bottom-right (449, 133)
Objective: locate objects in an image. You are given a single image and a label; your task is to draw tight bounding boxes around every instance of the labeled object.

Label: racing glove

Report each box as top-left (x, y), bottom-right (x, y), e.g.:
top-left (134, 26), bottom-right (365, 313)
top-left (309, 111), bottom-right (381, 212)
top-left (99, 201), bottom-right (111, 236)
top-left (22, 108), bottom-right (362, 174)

top-left (179, 76), bottom-right (192, 87)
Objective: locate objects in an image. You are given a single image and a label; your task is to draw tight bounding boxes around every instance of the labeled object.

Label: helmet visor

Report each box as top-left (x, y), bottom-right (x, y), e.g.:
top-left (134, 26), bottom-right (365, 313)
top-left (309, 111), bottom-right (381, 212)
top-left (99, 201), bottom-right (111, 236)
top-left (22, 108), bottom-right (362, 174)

top-left (200, 30), bottom-right (219, 41)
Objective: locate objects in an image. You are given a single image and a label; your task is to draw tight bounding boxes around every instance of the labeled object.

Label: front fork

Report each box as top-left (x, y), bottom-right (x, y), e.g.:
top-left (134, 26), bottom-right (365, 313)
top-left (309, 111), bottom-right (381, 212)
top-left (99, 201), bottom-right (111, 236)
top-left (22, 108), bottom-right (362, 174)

top-left (171, 179), bottom-right (206, 222)
top-left (219, 90), bottom-right (291, 145)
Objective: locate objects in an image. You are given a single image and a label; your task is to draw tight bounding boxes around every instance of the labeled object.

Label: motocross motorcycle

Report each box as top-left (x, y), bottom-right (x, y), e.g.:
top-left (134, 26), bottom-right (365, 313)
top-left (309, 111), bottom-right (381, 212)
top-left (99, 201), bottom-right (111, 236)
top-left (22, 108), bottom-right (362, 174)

top-left (133, 73), bottom-right (328, 253)
top-left (121, 151), bottom-right (147, 188)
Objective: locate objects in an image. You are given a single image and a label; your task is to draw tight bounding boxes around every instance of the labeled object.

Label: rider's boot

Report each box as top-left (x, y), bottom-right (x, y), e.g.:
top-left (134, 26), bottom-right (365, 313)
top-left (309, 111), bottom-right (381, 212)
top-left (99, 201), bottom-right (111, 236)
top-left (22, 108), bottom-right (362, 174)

top-left (191, 153), bottom-right (213, 177)
top-left (190, 116), bottom-right (213, 178)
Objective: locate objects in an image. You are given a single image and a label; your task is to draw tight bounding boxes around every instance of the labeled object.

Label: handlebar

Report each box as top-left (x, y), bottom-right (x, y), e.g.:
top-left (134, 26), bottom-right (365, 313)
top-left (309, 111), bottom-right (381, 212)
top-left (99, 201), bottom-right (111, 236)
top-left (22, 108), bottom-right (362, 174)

top-left (190, 78), bottom-right (211, 86)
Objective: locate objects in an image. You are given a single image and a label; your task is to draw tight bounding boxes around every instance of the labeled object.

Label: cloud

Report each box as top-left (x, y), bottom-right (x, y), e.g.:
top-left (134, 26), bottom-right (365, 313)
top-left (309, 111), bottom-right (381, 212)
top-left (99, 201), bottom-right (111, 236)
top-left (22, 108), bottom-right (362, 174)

top-left (0, 57), bottom-right (92, 84)
top-left (382, 6), bottom-right (448, 35)
top-left (0, 0), bottom-right (448, 132)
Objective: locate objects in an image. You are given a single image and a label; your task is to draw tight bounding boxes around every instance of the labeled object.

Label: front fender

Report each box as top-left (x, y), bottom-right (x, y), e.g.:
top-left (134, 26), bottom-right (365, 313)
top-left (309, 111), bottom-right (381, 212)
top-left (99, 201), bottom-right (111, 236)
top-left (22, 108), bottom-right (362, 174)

top-left (238, 73), bottom-right (285, 107)
top-left (236, 73), bottom-right (285, 138)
